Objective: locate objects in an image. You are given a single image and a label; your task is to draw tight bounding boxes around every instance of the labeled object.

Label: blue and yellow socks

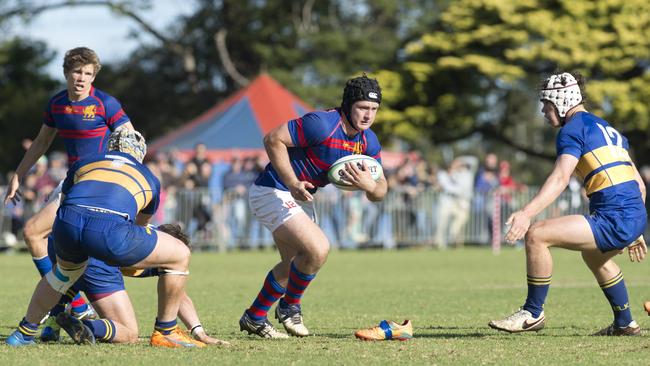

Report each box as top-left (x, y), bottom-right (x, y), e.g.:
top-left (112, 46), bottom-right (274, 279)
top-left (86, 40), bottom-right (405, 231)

top-left (599, 271), bottom-right (632, 328)
top-left (17, 318), bottom-right (38, 341)
top-left (523, 275), bottom-right (551, 318)
top-left (83, 319), bottom-right (116, 342)
top-left (155, 318), bottom-right (178, 335)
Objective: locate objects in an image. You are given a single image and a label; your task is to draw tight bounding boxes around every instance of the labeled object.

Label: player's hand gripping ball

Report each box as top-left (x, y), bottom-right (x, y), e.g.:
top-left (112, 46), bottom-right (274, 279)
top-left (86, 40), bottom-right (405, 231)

top-left (327, 154), bottom-right (382, 191)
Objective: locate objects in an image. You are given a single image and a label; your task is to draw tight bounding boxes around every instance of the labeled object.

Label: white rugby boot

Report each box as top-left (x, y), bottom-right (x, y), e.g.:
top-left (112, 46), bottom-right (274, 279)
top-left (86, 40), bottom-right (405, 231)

top-left (488, 308), bottom-right (545, 333)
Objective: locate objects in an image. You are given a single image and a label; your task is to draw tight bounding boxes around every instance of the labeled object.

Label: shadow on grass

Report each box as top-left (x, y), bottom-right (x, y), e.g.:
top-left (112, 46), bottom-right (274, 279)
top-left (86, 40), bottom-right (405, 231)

top-left (416, 325), bottom-right (599, 338)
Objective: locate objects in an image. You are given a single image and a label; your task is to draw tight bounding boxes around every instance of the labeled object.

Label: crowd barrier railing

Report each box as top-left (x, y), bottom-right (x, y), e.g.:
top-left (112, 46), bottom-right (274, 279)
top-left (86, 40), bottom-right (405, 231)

top-left (0, 185), bottom-right (590, 251)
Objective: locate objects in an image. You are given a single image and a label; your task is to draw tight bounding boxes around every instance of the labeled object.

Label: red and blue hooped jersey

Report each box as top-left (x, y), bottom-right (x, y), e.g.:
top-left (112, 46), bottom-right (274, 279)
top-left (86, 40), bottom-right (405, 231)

top-left (44, 87), bottom-right (130, 164)
top-left (255, 108), bottom-right (382, 192)
top-left (557, 112), bottom-right (644, 213)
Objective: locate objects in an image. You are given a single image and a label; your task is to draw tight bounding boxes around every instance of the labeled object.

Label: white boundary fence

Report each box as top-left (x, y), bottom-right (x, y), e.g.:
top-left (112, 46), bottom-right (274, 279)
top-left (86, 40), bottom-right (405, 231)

top-left (0, 185), bottom-right (589, 252)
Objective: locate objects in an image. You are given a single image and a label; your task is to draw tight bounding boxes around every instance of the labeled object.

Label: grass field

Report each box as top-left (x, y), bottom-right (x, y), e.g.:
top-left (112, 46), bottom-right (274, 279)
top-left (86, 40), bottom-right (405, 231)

top-left (1, 247), bottom-right (650, 365)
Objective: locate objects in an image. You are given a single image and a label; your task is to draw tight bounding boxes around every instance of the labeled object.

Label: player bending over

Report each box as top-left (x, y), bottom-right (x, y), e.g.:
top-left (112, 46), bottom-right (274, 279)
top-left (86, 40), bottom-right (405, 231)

top-left (6, 130), bottom-right (196, 348)
top-left (41, 224), bottom-right (228, 346)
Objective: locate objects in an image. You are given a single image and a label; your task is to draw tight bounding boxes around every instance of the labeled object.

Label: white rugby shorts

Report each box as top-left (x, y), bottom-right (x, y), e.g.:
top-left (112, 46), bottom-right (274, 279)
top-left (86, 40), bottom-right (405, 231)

top-left (248, 184), bottom-right (316, 233)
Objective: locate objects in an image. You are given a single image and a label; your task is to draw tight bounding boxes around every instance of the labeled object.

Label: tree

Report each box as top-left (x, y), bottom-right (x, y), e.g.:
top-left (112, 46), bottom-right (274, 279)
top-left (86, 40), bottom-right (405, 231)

top-left (2, 0), bottom-right (435, 143)
top-left (0, 38), bottom-right (59, 174)
top-left (378, 0), bottom-right (650, 165)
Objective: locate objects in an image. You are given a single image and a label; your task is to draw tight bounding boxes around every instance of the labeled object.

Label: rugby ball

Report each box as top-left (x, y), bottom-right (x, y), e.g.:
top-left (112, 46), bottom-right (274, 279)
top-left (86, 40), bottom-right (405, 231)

top-left (327, 154), bottom-right (382, 191)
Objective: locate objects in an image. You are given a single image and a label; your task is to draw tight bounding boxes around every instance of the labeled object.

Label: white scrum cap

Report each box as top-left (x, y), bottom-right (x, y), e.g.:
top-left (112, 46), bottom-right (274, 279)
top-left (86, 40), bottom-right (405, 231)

top-left (539, 72), bottom-right (583, 118)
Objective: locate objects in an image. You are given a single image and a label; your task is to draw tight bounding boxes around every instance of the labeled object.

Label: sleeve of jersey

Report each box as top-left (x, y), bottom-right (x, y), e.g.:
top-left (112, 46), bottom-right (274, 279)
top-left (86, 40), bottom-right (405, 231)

top-left (103, 95), bottom-right (130, 130)
top-left (288, 112), bottom-right (331, 147)
top-left (364, 130), bottom-right (383, 164)
top-left (555, 122), bottom-right (584, 159)
top-left (43, 101), bottom-right (55, 128)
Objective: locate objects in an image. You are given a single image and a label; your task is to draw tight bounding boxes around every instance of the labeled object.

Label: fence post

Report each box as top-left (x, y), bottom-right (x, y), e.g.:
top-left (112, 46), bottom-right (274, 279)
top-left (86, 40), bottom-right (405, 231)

top-left (491, 191), bottom-right (501, 255)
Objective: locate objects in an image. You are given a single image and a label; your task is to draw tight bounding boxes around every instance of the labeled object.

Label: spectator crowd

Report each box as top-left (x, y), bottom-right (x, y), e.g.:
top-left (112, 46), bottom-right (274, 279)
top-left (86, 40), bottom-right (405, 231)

top-left (4, 141), bottom-right (644, 251)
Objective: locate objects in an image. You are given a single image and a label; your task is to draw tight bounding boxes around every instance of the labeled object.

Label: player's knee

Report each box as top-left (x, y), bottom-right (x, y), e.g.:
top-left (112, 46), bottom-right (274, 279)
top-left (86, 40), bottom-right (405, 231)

top-left (173, 240), bottom-right (191, 270)
top-left (45, 261), bottom-right (87, 294)
top-left (23, 217), bottom-right (46, 246)
top-left (309, 241), bottom-right (330, 268)
top-left (525, 222), bottom-right (545, 248)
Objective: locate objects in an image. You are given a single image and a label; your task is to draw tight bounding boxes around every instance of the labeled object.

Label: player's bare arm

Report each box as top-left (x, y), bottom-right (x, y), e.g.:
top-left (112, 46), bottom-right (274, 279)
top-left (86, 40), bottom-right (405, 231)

top-left (177, 293), bottom-right (230, 346)
top-left (505, 154), bottom-right (578, 243)
top-left (115, 121), bottom-right (135, 131)
top-left (4, 125), bottom-right (57, 205)
top-left (263, 123), bottom-right (314, 201)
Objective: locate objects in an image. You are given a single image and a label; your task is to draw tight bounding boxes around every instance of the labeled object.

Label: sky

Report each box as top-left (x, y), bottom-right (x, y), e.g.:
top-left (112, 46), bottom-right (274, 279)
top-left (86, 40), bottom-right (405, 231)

top-left (7, 1), bottom-right (196, 77)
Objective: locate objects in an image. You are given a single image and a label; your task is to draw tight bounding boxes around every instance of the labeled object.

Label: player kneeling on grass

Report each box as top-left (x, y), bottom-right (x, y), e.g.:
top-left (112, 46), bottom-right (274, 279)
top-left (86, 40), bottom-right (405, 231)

top-left (40, 224), bottom-right (228, 346)
top-left (240, 74), bottom-right (388, 338)
top-left (488, 71), bottom-right (647, 336)
top-left (6, 130), bottom-right (197, 348)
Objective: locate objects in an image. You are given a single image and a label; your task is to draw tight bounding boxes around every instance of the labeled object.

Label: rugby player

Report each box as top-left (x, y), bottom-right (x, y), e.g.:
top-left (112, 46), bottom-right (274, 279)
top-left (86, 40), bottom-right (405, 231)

top-left (6, 130), bottom-right (197, 348)
top-left (4, 47), bottom-right (134, 318)
top-left (488, 72), bottom-right (647, 335)
top-left (43, 224), bottom-right (228, 346)
top-left (240, 74), bottom-right (388, 338)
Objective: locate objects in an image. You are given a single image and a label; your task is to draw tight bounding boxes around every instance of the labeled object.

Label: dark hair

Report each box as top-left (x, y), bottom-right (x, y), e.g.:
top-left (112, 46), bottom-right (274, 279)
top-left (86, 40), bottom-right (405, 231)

top-left (157, 223), bottom-right (191, 250)
top-left (341, 73), bottom-right (382, 121)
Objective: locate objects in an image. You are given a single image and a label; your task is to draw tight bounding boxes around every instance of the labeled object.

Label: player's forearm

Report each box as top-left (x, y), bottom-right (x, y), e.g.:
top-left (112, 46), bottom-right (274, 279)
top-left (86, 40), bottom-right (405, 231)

top-left (115, 121), bottom-right (134, 131)
top-left (177, 292), bottom-right (201, 329)
top-left (365, 177), bottom-right (388, 202)
top-left (15, 138), bottom-right (52, 178)
top-left (522, 173), bottom-right (568, 218)
top-left (264, 135), bottom-right (299, 187)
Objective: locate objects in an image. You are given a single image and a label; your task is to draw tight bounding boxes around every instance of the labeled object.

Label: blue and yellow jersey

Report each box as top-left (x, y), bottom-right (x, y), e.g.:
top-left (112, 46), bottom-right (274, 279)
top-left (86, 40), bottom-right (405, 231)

top-left (557, 112), bottom-right (643, 211)
top-left (61, 151), bottom-right (160, 221)
top-left (44, 87), bottom-right (130, 164)
top-left (255, 108), bottom-right (382, 192)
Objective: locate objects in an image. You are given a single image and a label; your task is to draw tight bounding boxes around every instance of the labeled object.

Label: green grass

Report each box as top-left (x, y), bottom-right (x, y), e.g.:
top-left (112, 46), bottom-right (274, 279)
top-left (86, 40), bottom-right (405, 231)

top-left (1, 247), bottom-right (650, 365)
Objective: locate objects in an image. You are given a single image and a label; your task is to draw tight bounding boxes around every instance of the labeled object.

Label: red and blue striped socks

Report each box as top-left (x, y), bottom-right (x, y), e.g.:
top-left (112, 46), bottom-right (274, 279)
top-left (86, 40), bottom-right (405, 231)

top-left (283, 261), bottom-right (316, 305)
top-left (246, 270), bottom-right (286, 321)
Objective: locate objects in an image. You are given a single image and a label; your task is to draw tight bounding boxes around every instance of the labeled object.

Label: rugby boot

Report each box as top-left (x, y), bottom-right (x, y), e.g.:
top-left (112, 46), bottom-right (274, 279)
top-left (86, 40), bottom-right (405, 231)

top-left (71, 304), bottom-right (98, 320)
top-left (56, 312), bottom-right (95, 345)
top-left (40, 316), bottom-right (61, 342)
top-left (592, 320), bottom-right (641, 336)
top-left (150, 327), bottom-right (204, 348)
top-left (355, 320), bottom-right (413, 341)
top-left (239, 311), bottom-right (289, 339)
top-left (488, 308), bottom-right (545, 333)
top-left (6, 330), bottom-right (35, 347)
top-left (275, 301), bottom-right (310, 337)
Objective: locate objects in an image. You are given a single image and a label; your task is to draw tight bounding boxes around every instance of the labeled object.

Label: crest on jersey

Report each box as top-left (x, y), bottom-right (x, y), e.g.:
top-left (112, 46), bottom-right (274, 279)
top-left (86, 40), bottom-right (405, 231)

top-left (82, 105), bottom-right (96, 120)
top-left (352, 141), bottom-right (363, 154)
